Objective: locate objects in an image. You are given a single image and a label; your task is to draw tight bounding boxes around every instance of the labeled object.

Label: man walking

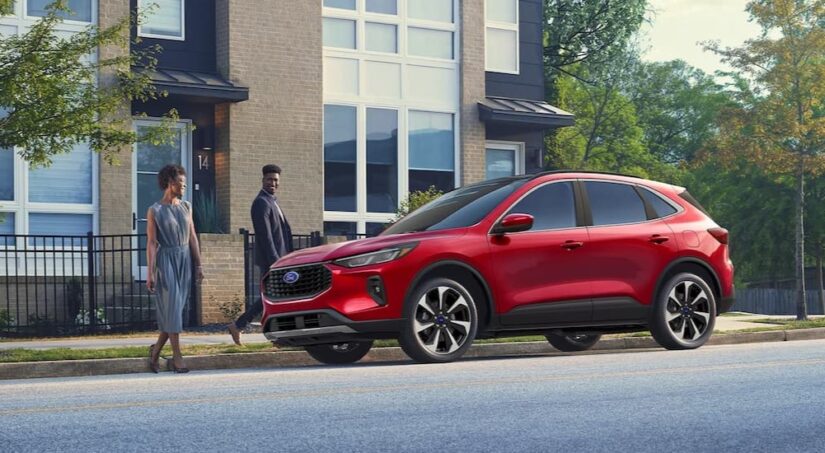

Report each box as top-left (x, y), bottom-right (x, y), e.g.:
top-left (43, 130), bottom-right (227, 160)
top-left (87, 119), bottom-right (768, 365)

top-left (228, 164), bottom-right (293, 345)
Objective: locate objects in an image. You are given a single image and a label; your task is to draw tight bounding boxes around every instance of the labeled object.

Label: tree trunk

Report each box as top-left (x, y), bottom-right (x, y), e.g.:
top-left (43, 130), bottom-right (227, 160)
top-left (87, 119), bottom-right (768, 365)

top-left (794, 168), bottom-right (807, 320)
top-left (817, 243), bottom-right (824, 316)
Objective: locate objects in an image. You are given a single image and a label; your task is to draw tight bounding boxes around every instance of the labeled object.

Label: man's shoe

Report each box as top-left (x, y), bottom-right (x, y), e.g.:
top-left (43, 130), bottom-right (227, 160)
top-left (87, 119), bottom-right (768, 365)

top-left (228, 323), bottom-right (243, 346)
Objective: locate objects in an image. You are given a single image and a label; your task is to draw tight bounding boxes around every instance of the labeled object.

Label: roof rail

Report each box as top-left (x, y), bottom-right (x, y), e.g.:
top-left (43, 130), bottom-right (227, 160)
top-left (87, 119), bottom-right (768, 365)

top-left (529, 169), bottom-right (645, 180)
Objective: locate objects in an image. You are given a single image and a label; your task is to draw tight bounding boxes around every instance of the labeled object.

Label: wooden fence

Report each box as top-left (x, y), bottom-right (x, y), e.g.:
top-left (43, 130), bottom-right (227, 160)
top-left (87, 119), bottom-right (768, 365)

top-left (734, 288), bottom-right (825, 315)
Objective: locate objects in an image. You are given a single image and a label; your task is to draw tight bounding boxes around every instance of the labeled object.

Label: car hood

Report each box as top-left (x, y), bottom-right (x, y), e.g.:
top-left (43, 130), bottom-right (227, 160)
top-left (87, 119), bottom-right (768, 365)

top-left (274, 229), bottom-right (468, 268)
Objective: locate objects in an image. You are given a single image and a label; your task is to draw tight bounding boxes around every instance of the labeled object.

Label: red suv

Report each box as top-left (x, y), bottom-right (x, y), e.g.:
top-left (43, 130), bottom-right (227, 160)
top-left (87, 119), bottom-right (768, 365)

top-left (262, 171), bottom-right (734, 364)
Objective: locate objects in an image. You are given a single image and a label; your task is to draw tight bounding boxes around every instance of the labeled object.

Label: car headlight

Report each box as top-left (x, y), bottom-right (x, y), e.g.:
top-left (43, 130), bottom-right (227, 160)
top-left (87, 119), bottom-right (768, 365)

top-left (333, 243), bottom-right (417, 268)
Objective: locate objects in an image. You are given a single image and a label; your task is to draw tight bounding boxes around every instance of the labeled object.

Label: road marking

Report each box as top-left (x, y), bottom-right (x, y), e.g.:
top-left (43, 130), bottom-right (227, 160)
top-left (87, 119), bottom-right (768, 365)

top-left (1, 357), bottom-right (824, 417)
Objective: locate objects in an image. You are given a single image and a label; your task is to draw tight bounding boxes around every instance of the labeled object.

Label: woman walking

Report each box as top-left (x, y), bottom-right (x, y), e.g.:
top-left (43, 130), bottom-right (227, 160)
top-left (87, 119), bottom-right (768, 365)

top-left (146, 164), bottom-right (204, 373)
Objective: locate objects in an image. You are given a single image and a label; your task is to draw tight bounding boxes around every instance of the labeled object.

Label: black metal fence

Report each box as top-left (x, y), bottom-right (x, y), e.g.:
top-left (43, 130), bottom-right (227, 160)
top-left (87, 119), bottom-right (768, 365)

top-left (239, 229), bottom-right (323, 308)
top-left (0, 233), bottom-right (198, 337)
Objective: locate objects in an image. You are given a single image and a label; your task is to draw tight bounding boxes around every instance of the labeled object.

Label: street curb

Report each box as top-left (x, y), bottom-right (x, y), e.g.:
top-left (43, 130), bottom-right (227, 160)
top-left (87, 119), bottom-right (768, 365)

top-left (2, 328), bottom-right (825, 381)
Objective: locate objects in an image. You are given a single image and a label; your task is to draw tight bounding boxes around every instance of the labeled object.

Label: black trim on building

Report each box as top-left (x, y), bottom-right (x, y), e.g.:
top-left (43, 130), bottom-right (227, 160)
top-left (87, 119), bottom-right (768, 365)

top-left (478, 97), bottom-right (574, 128)
top-left (134, 67), bottom-right (249, 103)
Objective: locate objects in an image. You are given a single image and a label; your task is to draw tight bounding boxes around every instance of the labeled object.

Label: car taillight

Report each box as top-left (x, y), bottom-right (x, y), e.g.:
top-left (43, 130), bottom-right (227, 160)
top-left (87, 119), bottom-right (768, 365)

top-left (708, 228), bottom-right (728, 245)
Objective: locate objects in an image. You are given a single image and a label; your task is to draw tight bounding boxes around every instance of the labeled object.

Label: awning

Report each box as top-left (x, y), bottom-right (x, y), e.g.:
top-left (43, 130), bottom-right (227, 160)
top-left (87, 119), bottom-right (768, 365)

top-left (133, 67), bottom-right (249, 103)
top-left (478, 97), bottom-right (575, 128)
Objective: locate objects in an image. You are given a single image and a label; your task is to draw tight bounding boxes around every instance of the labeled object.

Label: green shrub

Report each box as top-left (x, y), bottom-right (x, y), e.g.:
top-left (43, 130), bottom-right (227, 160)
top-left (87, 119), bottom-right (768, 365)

top-left (394, 186), bottom-right (443, 221)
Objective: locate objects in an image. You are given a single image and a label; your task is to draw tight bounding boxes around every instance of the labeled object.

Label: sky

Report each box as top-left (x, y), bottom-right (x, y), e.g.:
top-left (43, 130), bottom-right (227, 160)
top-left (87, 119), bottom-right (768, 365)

top-left (641, 0), bottom-right (762, 75)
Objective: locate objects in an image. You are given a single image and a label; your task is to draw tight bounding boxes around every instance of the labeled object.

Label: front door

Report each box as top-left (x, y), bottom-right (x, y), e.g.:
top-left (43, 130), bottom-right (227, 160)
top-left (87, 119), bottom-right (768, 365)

top-left (488, 181), bottom-right (593, 325)
top-left (133, 119), bottom-right (191, 280)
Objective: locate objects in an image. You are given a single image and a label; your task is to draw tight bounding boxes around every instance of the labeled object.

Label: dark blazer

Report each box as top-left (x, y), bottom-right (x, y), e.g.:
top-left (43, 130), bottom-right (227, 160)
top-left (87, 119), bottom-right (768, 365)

top-left (251, 190), bottom-right (293, 268)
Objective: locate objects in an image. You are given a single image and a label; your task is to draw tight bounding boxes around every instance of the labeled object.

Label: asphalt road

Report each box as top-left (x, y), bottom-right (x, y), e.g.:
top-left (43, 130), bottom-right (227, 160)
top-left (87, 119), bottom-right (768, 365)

top-left (1, 340), bottom-right (824, 452)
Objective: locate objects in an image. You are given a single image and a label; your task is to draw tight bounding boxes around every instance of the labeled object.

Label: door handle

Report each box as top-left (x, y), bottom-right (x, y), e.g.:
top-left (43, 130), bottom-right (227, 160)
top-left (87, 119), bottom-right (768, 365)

top-left (132, 212), bottom-right (137, 230)
top-left (649, 234), bottom-right (669, 244)
top-left (561, 240), bottom-right (584, 250)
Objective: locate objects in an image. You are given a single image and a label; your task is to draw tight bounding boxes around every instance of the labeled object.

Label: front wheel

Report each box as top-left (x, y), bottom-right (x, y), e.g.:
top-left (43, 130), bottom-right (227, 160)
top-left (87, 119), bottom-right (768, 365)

top-left (649, 272), bottom-right (717, 350)
top-left (545, 331), bottom-right (602, 352)
top-left (399, 277), bottom-right (478, 363)
top-left (305, 341), bottom-right (374, 364)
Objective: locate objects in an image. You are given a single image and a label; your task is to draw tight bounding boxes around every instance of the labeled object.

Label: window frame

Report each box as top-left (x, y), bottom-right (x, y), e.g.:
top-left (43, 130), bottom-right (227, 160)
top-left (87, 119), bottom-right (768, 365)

top-left (137, 0), bottom-right (186, 42)
top-left (322, 0), bottom-right (460, 236)
top-left (493, 179), bottom-right (581, 235)
top-left (484, 0), bottom-right (520, 74)
top-left (581, 179), bottom-right (651, 228)
top-left (485, 141), bottom-right (524, 180)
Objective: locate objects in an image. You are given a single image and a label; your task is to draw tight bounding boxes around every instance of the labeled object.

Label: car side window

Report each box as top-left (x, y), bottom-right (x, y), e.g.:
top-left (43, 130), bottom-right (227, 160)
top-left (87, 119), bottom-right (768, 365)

top-left (585, 181), bottom-right (647, 226)
top-left (639, 187), bottom-right (678, 218)
top-left (507, 182), bottom-right (576, 231)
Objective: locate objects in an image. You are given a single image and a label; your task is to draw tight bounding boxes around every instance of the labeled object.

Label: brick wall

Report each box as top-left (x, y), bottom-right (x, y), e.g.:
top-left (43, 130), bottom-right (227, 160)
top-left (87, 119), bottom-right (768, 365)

top-left (98, 0), bottom-right (133, 236)
top-left (460, 0), bottom-right (487, 186)
top-left (198, 233), bottom-right (245, 324)
top-left (215, 0), bottom-right (324, 234)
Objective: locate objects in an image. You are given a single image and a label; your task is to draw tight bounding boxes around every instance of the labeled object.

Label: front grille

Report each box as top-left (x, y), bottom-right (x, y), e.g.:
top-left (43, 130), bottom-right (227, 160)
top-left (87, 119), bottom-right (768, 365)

top-left (264, 264), bottom-right (332, 301)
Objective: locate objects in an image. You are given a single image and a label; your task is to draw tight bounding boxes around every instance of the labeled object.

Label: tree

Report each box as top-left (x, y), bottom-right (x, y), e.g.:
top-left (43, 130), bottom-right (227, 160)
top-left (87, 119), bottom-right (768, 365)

top-left (629, 60), bottom-right (733, 165)
top-left (544, 0), bottom-right (648, 103)
top-left (0, 0), bottom-right (175, 168)
top-left (705, 0), bottom-right (825, 319)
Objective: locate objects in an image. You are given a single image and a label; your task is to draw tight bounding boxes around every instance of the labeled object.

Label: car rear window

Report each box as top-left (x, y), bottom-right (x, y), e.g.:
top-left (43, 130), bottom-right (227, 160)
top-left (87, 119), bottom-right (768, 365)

top-left (678, 190), bottom-right (710, 216)
top-left (639, 187), bottom-right (678, 218)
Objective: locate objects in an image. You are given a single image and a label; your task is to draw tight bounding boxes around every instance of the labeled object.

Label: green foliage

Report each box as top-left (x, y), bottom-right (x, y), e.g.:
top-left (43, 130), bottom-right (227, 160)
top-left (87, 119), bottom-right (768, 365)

top-left (544, 0), bottom-right (647, 102)
top-left (394, 186), bottom-right (443, 221)
top-left (193, 190), bottom-right (225, 234)
top-left (0, 309), bottom-right (12, 330)
top-left (0, 0), bottom-right (178, 167)
top-left (628, 60), bottom-right (733, 165)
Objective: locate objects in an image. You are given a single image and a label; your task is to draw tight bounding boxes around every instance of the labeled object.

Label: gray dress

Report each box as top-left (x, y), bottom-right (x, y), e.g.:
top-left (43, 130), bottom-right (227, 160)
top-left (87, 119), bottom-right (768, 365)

top-left (151, 201), bottom-right (192, 333)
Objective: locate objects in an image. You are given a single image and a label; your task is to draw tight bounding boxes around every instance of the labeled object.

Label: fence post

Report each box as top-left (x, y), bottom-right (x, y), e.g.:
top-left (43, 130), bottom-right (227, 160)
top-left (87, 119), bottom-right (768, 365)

top-left (86, 231), bottom-right (96, 331)
top-left (240, 228), bottom-right (251, 309)
top-left (311, 230), bottom-right (322, 247)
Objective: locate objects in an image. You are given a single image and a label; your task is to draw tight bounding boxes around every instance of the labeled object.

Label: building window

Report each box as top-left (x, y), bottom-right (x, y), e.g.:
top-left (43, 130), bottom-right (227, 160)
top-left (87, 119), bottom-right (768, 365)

top-left (409, 111), bottom-right (454, 193)
top-left (138, 0), bottom-right (185, 40)
top-left (324, 105), bottom-right (358, 212)
top-left (323, 17), bottom-right (357, 49)
top-left (323, 0), bottom-right (459, 236)
top-left (485, 142), bottom-right (524, 180)
top-left (485, 0), bottom-right (519, 74)
top-left (27, 0), bottom-right (93, 23)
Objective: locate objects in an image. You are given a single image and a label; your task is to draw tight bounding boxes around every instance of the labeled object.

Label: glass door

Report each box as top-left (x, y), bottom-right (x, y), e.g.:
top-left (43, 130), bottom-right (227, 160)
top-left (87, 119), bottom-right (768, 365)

top-left (133, 119), bottom-right (190, 280)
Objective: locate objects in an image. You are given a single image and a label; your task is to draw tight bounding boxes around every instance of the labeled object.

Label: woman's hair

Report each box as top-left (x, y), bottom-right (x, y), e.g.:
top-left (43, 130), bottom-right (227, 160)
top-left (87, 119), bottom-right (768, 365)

top-left (157, 164), bottom-right (186, 190)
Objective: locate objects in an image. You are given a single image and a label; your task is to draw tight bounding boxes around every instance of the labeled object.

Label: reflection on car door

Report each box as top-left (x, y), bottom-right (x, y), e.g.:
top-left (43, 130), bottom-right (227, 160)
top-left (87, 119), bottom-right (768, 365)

top-left (488, 181), bottom-right (593, 326)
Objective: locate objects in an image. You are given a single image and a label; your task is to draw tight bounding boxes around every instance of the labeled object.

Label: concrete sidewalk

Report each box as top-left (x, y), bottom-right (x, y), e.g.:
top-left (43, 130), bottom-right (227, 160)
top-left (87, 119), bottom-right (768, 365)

top-left (1, 313), bottom-right (824, 380)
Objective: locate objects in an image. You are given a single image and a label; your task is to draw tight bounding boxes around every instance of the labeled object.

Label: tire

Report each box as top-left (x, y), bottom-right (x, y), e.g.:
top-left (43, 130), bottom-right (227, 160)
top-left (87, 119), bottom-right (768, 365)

top-left (545, 331), bottom-right (602, 352)
top-left (399, 277), bottom-right (478, 363)
top-left (649, 272), bottom-right (717, 350)
top-left (305, 341), bottom-right (374, 365)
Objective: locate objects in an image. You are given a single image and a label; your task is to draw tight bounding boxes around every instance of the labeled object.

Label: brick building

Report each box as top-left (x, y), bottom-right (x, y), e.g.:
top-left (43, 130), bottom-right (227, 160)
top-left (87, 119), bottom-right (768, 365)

top-left (1, 0), bottom-right (573, 326)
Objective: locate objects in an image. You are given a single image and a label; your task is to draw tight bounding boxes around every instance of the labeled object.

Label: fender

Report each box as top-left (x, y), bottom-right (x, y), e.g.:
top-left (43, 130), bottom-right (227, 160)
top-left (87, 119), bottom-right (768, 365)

top-left (404, 259), bottom-right (496, 327)
top-left (654, 257), bottom-right (722, 304)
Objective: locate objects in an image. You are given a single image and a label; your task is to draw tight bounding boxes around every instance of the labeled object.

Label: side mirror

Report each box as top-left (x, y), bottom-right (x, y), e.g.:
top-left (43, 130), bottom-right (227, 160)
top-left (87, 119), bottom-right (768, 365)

top-left (492, 213), bottom-right (534, 235)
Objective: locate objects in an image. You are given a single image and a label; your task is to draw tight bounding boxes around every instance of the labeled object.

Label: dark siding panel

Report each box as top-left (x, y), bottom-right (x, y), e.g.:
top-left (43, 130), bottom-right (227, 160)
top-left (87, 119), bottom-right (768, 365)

top-left (131, 0), bottom-right (217, 73)
top-left (486, 0), bottom-right (545, 101)
top-left (485, 127), bottom-right (546, 174)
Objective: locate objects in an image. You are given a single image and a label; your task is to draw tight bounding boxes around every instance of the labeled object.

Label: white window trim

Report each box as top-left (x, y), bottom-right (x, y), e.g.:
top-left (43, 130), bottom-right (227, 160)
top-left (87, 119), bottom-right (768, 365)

top-left (22, 0), bottom-right (98, 26)
top-left (484, 0), bottom-right (520, 74)
top-left (322, 0), bottom-right (460, 236)
top-left (137, 0), bottom-right (186, 42)
top-left (486, 141), bottom-right (525, 179)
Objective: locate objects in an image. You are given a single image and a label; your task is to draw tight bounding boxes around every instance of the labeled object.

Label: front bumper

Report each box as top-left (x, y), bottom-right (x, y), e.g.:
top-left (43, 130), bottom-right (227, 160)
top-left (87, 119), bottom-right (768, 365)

top-left (263, 309), bottom-right (402, 346)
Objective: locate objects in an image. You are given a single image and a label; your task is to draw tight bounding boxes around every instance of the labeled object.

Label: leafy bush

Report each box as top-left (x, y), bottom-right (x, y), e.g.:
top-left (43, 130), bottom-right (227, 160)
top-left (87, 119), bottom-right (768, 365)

top-left (0, 309), bottom-right (13, 330)
top-left (194, 190), bottom-right (225, 234)
top-left (394, 186), bottom-right (443, 221)
top-left (217, 295), bottom-right (245, 323)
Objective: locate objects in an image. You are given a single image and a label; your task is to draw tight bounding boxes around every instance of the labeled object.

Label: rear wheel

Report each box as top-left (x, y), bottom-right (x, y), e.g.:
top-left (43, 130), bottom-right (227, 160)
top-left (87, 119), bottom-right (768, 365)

top-left (650, 272), bottom-right (716, 350)
top-left (545, 331), bottom-right (602, 352)
top-left (399, 277), bottom-right (478, 363)
top-left (305, 341), bottom-right (373, 364)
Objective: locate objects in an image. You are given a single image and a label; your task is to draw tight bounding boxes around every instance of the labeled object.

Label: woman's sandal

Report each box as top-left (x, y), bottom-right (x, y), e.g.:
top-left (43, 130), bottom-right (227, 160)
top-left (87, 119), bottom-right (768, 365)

top-left (170, 361), bottom-right (189, 374)
top-left (148, 345), bottom-right (160, 374)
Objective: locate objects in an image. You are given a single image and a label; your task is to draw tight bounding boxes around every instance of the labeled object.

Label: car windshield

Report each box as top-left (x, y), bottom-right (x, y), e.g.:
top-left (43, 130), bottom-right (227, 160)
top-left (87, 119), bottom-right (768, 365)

top-left (383, 177), bottom-right (530, 235)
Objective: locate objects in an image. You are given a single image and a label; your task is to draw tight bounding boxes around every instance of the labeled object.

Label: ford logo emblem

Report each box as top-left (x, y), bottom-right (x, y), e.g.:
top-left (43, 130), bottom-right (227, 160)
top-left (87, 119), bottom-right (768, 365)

top-left (283, 271), bottom-right (300, 284)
